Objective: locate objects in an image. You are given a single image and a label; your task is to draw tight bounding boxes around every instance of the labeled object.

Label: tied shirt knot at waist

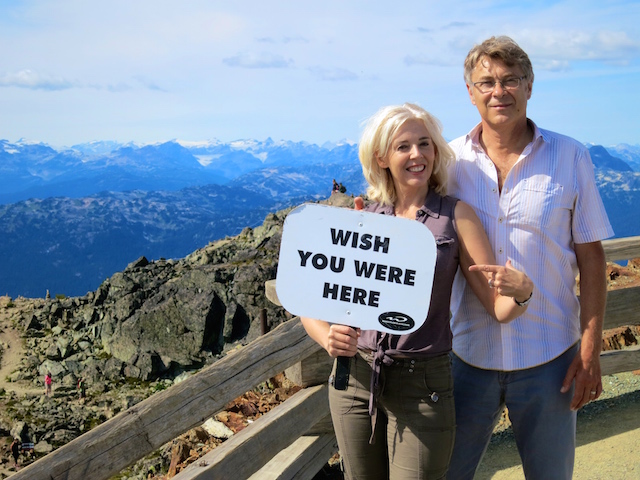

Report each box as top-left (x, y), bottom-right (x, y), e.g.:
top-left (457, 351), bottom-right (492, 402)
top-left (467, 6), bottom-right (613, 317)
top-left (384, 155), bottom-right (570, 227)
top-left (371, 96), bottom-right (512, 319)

top-left (358, 349), bottom-right (444, 444)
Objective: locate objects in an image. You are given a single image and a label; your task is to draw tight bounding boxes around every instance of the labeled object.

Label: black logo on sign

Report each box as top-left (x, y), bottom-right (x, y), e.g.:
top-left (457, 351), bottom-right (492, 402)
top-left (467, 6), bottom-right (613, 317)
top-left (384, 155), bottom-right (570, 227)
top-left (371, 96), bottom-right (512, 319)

top-left (378, 312), bottom-right (415, 331)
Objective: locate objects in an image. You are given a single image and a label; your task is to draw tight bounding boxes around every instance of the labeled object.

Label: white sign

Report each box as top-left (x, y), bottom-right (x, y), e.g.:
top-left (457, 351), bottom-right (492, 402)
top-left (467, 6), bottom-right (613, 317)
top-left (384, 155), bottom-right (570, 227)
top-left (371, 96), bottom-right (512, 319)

top-left (276, 203), bottom-right (437, 334)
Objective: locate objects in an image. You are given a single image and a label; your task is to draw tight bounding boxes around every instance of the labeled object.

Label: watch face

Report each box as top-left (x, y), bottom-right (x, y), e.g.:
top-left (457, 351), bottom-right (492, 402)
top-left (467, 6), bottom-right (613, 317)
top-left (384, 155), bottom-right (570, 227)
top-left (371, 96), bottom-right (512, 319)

top-left (515, 292), bottom-right (532, 306)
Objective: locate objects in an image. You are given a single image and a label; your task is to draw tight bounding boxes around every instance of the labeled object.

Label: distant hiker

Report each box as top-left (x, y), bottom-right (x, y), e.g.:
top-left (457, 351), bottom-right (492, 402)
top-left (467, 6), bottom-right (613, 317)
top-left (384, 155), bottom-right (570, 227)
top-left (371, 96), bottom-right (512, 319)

top-left (78, 377), bottom-right (86, 400)
top-left (332, 179), bottom-right (340, 193)
top-left (44, 372), bottom-right (53, 397)
top-left (339, 182), bottom-right (346, 193)
top-left (10, 438), bottom-right (21, 468)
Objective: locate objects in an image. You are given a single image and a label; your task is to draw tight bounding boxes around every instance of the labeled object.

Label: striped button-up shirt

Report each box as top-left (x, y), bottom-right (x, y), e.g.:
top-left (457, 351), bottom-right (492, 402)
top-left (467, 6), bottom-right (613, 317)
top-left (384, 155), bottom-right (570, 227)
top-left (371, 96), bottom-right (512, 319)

top-left (448, 120), bottom-right (613, 370)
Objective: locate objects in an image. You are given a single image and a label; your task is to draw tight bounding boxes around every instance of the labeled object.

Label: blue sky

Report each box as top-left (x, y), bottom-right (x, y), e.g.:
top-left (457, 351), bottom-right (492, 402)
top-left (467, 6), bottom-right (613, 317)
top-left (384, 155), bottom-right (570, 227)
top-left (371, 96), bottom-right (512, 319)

top-left (1, 0), bottom-right (639, 148)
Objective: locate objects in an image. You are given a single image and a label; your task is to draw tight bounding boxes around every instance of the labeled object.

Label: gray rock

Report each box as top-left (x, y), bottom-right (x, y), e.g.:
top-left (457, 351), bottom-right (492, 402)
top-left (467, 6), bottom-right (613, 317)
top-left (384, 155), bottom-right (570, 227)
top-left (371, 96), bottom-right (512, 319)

top-left (38, 360), bottom-right (65, 378)
top-left (44, 343), bottom-right (61, 360)
top-left (173, 372), bottom-right (192, 384)
top-left (24, 314), bottom-right (41, 330)
top-left (127, 256), bottom-right (150, 270)
top-left (10, 421), bottom-right (27, 441)
top-left (56, 336), bottom-right (72, 358)
top-left (34, 440), bottom-right (53, 454)
top-left (103, 357), bottom-right (124, 380)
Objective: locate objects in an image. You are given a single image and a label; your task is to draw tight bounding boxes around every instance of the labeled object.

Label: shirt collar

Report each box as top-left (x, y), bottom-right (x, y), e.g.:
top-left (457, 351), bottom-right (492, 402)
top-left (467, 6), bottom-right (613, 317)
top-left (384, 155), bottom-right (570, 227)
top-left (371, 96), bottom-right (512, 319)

top-left (421, 188), bottom-right (442, 219)
top-left (377, 189), bottom-right (443, 219)
top-left (466, 118), bottom-right (545, 150)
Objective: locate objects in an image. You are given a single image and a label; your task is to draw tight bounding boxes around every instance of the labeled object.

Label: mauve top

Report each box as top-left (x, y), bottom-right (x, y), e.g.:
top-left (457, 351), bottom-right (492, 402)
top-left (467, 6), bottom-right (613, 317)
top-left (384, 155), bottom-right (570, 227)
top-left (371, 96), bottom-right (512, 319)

top-left (358, 189), bottom-right (460, 363)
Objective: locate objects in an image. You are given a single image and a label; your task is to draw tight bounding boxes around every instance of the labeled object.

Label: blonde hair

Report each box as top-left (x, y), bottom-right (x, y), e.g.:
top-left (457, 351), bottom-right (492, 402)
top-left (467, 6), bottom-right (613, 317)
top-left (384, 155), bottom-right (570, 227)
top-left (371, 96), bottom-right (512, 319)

top-left (359, 103), bottom-right (453, 206)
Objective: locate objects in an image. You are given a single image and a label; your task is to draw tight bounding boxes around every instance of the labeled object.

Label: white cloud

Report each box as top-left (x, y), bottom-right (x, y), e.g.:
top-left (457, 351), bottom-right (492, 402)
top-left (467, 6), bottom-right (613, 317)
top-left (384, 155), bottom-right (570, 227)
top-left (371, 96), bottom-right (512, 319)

top-left (0, 69), bottom-right (75, 90)
top-left (257, 35), bottom-right (309, 45)
top-left (308, 67), bottom-right (358, 81)
top-left (441, 22), bottom-right (475, 30)
top-left (404, 55), bottom-right (456, 67)
top-left (518, 30), bottom-right (640, 68)
top-left (223, 52), bottom-right (294, 69)
top-left (132, 76), bottom-right (166, 93)
top-left (104, 83), bottom-right (133, 93)
top-left (0, 69), bottom-right (169, 94)
top-left (537, 59), bottom-right (571, 72)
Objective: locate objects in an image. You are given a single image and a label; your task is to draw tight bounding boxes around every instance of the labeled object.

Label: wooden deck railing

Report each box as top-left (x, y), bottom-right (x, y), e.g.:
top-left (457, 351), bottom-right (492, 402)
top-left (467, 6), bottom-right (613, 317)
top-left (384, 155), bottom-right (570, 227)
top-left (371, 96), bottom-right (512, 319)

top-left (11, 235), bottom-right (640, 480)
top-left (596, 236), bottom-right (640, 375)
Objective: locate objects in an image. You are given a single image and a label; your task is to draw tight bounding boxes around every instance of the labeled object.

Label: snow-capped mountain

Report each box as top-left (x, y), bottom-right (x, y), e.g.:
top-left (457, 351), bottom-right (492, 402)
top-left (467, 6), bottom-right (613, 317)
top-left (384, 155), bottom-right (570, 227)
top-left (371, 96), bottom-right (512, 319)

top-left (0, 138), bottom-right (637, 297)
top-left (0, 138), bottom-right (359, 204)
top-left (605, 144), bottom-right (640, 172)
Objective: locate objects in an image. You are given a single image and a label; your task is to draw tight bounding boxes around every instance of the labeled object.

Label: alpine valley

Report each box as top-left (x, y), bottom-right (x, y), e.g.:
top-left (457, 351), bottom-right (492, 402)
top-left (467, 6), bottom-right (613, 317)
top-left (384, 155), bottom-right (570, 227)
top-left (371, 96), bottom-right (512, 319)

top-left (1, 138), bottom-right (639, 298)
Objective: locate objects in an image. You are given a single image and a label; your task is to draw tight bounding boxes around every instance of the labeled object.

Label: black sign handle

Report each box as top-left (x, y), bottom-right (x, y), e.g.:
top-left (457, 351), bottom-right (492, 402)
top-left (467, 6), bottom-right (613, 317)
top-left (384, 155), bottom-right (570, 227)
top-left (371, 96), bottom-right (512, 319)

top-left (333, 356), bottom-right (351, 390)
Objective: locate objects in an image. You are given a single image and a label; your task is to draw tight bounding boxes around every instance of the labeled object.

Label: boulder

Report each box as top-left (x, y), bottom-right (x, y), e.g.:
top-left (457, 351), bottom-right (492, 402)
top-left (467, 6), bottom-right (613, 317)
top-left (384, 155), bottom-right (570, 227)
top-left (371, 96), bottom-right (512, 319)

top-left (105, 270), bottom-right (227, 370)
top-left (38, 360), bottom-right (65, 378)
top-left (103, 357), bottom-right (124, 380)
top-left (44, 343), bottom-right (62, 360)
top-left (10, 422), bottom-right (28, 442)
top-left (34, 440), bottom-right (53, 454)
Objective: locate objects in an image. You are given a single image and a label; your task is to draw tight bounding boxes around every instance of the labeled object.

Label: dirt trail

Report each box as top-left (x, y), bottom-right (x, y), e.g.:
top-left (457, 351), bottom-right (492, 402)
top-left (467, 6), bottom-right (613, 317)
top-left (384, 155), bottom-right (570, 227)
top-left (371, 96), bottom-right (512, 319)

top-left (476, 377), bottom-right (640, 479)
top-left (0, 323), bottom-right (42, 477)
top-left (0, 325), bottom-right (41, 397)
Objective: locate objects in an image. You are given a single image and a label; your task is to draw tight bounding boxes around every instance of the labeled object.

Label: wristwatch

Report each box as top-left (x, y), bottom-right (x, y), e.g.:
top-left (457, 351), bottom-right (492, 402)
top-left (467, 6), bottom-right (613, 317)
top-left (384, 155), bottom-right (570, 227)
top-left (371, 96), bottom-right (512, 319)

top-left (514, 290), bottom-right (533, 307)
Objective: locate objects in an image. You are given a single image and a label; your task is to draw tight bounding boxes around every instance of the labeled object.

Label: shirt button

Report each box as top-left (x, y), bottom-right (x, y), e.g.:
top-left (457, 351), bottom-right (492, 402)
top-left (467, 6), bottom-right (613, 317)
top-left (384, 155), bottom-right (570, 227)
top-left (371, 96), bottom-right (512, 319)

top-left (492, 188), bottom-right (497, 193)
top-left (408, 369), bottom-right (414, 373)
top-left (410, 359), bottom-right (415, 364)
top-left (499, 247), bottom-right (503, 254)
top-left (499, 217), bottom-right (503, 223)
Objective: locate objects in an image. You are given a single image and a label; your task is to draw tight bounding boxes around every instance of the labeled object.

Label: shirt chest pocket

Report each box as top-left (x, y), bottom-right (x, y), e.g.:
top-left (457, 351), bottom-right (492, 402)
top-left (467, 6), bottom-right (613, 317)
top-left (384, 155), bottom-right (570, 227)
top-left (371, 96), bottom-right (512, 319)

top-left (434, 235), bottom-right (458, 272)
top-left (512, 180), bottom-right (573, 228)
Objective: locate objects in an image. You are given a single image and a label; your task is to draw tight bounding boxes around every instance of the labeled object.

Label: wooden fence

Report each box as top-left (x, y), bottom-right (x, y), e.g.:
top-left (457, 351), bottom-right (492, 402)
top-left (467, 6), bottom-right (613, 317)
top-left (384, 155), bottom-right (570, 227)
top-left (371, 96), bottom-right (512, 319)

top-left (10, 236), bottom-right (640, 480)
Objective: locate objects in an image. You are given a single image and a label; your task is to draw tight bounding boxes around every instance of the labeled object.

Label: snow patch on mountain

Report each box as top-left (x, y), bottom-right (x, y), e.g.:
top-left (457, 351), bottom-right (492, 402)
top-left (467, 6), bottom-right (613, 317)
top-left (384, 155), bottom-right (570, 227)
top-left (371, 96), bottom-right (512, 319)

top-left (194, 154), bottom-right (221, 166)
top-left (176, 139), bottom-right (222, 148)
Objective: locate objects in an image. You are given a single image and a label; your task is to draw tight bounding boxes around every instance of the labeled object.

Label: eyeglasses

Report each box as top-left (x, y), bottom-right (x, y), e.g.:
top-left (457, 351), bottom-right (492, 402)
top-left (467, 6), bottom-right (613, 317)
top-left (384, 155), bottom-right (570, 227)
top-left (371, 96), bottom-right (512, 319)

top-left (473, 76), bottom-right (526, 94)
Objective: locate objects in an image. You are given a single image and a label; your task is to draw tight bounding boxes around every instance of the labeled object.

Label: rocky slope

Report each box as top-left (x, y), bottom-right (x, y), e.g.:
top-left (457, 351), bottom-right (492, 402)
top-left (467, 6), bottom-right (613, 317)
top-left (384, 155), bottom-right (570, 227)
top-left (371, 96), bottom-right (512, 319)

top-left (0, 193), bottom-right (356, 478)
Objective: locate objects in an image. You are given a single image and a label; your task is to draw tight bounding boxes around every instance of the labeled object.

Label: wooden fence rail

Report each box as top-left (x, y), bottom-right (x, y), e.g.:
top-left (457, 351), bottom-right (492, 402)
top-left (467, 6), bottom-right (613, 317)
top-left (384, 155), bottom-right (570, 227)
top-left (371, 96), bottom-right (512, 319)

top-left (10, 320), bottom-right (322, 480)
top-left (11, 235), bottom-right (640, 480)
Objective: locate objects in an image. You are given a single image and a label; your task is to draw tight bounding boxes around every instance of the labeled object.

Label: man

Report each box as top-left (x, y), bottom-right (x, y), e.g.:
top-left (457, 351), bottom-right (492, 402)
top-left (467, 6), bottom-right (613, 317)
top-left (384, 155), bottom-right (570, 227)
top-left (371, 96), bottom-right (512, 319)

top-left (447, 36), bottom-right (613, 479)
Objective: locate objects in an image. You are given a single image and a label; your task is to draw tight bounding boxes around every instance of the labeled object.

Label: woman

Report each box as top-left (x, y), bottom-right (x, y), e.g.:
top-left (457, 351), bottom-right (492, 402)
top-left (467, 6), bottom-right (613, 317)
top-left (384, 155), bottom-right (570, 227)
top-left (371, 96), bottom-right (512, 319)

top-left (44, 372), bottom-right (53, 397)
top-left (301, 103), bottom-right (533, 479)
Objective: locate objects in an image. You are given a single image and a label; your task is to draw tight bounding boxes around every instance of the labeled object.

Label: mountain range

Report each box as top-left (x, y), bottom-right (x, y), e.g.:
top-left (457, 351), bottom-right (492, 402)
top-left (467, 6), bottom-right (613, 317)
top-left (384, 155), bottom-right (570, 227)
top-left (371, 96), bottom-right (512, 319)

top-left (0, 138), bottom-right (360, 205)
top-left (1, 138), bottom-right (639, 298)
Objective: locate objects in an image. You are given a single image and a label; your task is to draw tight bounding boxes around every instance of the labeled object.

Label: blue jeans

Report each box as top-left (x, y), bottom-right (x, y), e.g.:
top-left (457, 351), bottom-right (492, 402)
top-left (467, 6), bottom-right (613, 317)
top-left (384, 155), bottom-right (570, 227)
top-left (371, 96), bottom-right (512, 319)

top-left (448, 343), bottom-right (578, 480)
